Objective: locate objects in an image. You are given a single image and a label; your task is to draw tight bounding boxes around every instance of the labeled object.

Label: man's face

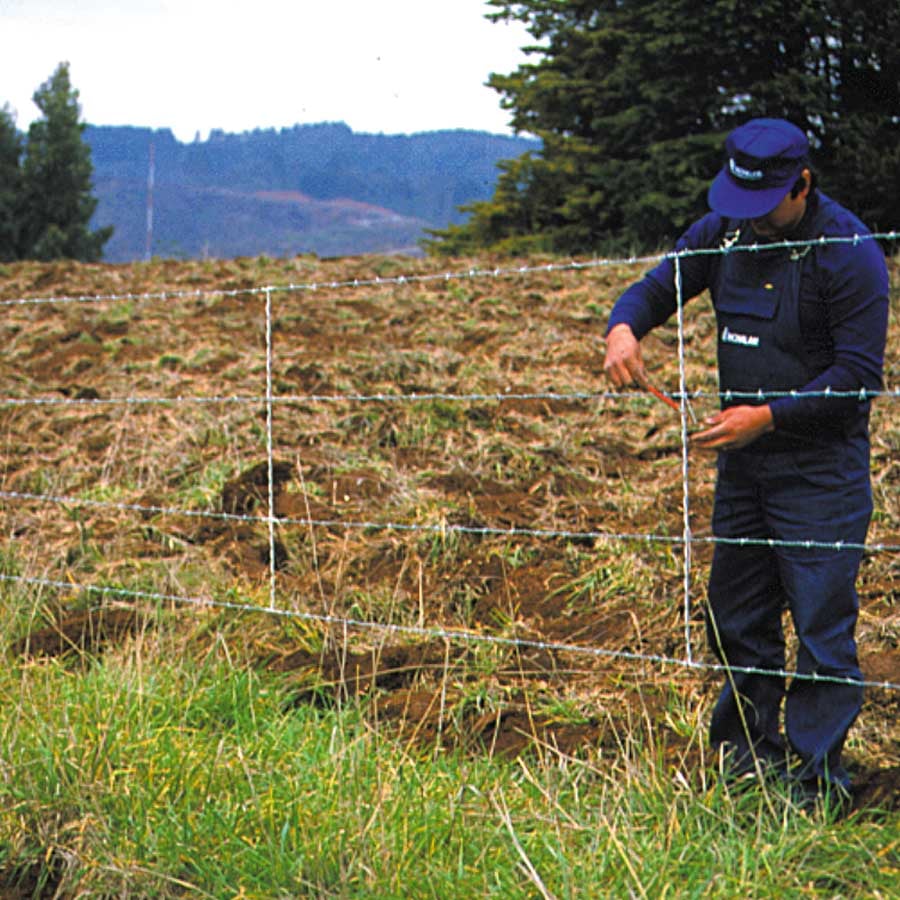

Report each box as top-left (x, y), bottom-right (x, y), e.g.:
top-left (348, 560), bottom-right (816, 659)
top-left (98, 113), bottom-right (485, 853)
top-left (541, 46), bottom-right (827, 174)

top-left (749, 168), bottom-right (811, 237)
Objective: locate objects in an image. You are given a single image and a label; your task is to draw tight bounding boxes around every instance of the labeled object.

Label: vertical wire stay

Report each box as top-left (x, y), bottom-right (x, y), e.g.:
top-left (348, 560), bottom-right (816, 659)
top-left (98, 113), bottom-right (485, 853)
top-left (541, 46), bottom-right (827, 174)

top-left (264, 287), bottom-right (277, 609)
top-left (674, 252), bottom-right (694, 663)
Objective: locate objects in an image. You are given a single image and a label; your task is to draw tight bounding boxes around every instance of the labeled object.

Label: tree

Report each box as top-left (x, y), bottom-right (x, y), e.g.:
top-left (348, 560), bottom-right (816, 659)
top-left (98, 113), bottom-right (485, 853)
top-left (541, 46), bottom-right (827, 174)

top-left (18, 62), bottom-right (112, 261)
top-left (0, 104), bottom-right (23, 262)
top-left (427, 0), bottom-right (900, 256)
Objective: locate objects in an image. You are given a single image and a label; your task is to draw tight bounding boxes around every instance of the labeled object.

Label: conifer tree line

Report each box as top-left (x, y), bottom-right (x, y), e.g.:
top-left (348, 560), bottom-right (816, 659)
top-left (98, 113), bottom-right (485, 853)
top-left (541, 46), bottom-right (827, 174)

top-left (429, 0), bottom-right (900, 256)
top-left (1, 62), bottom-right (112, 263)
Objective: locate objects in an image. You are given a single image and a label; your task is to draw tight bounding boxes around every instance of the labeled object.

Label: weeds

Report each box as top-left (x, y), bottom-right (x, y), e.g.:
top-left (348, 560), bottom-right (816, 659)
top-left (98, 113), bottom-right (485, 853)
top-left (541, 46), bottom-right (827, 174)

top-left (1, 640), bottom-right (894, 897)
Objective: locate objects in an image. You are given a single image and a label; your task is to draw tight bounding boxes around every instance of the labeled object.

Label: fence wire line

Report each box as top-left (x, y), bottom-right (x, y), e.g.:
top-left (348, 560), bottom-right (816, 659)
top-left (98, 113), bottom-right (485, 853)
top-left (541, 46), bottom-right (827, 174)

top-left (1, 230), bottom-right (897, 309)
top-left (674, 253), bottom-right (694, 663)
top-left (3, 232), bottom-right (899, 696)
top-left (0, 256), bottom-right (665, 308)
top-left (4, 487), bottom-right (900, 556)
top-left (264, 288), bottom-right (277, 609)
top-left (4, 387), bottom-right (900, 410)
top-left (2, 572), bottom-right (897, 694)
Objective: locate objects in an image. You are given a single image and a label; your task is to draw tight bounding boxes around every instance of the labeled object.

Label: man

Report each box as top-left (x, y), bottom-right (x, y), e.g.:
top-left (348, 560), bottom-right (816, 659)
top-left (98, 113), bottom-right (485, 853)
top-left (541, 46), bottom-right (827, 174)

top-left (603, 118), bottom-right (889, 806)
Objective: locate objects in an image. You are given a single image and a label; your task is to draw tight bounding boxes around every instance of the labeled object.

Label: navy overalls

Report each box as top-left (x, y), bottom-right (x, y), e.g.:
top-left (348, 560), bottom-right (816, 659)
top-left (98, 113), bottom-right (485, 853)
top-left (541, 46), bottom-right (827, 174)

top-left (706, 212), bottom-right (871, 788)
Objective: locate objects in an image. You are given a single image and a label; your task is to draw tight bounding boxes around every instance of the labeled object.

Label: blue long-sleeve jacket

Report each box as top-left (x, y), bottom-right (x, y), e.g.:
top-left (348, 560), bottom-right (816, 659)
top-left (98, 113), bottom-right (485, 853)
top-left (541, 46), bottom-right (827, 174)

top-left (607, 191), bottom-right (889, 442)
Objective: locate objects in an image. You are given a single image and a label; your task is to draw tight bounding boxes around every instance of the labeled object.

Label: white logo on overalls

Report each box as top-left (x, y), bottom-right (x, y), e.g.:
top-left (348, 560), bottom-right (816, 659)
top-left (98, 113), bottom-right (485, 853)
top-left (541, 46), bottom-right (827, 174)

top-left (722, 326), bottom-right (760, 347)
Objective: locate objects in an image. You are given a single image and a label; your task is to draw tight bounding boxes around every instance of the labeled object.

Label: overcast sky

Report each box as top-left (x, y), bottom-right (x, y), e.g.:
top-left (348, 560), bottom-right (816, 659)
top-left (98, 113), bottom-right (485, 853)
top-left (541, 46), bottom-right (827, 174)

top-left (1, 0), bottom-right (534, 142)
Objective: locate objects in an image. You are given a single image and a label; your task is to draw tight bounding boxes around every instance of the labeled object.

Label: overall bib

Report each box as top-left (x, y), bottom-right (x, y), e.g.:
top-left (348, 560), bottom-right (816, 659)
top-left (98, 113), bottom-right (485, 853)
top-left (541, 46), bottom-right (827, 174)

top-left (705, 227), bottom-right (870, 788)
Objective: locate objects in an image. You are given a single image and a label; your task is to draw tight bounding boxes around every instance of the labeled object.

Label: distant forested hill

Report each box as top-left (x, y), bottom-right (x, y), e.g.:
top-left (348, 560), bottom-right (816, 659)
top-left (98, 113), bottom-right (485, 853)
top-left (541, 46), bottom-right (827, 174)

top-left (85, 123), bottom-right (539, 261)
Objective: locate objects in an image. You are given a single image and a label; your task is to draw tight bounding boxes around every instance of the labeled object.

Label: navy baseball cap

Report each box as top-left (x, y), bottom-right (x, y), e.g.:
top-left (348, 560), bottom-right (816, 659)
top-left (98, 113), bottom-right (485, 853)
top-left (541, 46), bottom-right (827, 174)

top-left (708, 118), bottom-right (809, 219)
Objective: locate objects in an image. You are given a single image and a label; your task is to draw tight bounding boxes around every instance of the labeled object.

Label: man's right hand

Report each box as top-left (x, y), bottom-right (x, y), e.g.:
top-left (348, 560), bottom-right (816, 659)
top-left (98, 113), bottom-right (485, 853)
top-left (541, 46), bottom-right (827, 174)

top-left (603, 323), bottom-right (648, 389)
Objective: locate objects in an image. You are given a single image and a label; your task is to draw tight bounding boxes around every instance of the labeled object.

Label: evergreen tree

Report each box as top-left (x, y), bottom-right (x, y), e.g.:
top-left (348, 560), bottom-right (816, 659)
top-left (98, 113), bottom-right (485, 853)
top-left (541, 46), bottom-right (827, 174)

top-left (428, 0), bottom-right (900, 256)
top-left (18, 62), bottom-right (112, 261)
top-left (0, 104), bottom-right (22, 262)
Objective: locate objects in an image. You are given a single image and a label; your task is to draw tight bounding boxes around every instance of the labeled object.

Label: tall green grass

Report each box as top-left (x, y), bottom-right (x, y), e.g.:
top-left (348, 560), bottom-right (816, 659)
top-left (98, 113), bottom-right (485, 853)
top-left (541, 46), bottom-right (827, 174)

top-left (0, 610), bottom-right (896, 898)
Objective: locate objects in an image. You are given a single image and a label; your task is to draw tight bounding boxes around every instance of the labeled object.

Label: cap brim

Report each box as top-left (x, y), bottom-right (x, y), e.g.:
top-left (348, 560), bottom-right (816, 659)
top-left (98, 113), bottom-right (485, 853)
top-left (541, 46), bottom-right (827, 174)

top-left (707, 168), bottom-right (792, 219)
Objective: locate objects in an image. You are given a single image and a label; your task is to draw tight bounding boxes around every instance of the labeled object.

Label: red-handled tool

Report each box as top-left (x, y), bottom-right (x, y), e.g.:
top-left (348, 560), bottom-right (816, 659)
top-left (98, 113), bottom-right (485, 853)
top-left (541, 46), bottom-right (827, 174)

top-left (646, 383), bottom-right (697, 424)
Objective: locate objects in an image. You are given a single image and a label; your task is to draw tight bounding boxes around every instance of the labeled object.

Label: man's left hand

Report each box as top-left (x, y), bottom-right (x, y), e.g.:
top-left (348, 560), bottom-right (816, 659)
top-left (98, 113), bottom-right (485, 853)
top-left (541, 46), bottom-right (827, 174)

top-left (691, 405), bottom-right (774, 452)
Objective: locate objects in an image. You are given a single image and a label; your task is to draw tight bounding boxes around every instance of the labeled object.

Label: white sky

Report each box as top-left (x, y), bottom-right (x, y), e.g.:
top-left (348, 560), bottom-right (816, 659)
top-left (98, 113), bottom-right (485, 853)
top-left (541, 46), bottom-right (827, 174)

top-left (0, 0), bottom-right (535, 142)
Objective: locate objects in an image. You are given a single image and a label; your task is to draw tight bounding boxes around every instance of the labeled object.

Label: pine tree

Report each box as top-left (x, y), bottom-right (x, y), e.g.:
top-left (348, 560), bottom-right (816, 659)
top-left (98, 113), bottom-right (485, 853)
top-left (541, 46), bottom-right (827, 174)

top-left (18, 62), bottom-right (112, 261)
top-left (428, 0), bottom-right (900, 256)
top-left (0, 104), bottom-right (22, 262)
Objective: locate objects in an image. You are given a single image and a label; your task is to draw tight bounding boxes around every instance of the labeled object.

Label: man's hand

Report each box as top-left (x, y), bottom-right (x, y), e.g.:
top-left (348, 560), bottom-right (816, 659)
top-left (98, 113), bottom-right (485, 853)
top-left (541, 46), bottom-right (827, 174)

top-left (603, 323), bottom-right (648, 388)
top-left (691, 405), bottom-right (774, 452)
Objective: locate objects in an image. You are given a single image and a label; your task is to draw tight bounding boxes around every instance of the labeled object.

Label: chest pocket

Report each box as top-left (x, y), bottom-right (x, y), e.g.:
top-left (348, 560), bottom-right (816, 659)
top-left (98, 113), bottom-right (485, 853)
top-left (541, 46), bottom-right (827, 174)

top-left (713, 251), bottom-right (787, 321)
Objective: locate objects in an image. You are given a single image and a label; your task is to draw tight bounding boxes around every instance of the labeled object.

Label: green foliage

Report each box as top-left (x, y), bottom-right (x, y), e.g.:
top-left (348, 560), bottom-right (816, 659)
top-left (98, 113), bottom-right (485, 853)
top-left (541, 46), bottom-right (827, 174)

top-left (3, 62), bottom-right (112, 262)
top-left (0, 104), bottom-right (23, 262)
top-left (0, 646), bottom-right (895, 897)
top-left (427, 0), bottom-right (900, 256)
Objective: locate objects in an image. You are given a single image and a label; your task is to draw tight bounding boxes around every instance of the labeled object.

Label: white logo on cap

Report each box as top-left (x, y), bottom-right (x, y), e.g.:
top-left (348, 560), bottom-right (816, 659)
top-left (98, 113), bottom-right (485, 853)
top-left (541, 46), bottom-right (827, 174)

top-left (729, 158), bottom-right (764, 181)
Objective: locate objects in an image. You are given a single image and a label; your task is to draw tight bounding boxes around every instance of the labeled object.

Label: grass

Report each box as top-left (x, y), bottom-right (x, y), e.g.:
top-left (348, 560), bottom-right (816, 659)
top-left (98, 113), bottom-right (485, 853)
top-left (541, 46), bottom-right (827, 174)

top-left (0, 629), bottom-right (896, 898)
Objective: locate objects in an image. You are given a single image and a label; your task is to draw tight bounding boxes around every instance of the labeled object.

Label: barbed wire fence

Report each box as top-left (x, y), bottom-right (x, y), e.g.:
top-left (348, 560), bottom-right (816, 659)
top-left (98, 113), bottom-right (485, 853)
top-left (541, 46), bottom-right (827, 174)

top-left (1, 232), bottom-right (899, 695)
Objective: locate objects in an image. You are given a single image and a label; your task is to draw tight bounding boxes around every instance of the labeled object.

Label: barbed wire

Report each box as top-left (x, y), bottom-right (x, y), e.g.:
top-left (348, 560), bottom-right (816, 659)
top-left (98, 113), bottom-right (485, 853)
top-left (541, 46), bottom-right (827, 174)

top-left (1, 230), bottom-right (896, 309)
top-left (0, 256), bottom-right (661, 308)
top-left (3, 386), bottom-right (900, 410)
top-left (2, 572), bottom-right (897, 693)
top-left (3, 487), bottom-right (900, 556)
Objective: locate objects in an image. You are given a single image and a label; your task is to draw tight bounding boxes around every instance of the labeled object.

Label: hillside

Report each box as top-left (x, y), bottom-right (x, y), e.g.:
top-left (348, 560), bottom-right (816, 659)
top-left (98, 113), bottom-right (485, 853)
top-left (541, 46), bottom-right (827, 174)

top-left (85, 123), bottom-right (540, 261)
